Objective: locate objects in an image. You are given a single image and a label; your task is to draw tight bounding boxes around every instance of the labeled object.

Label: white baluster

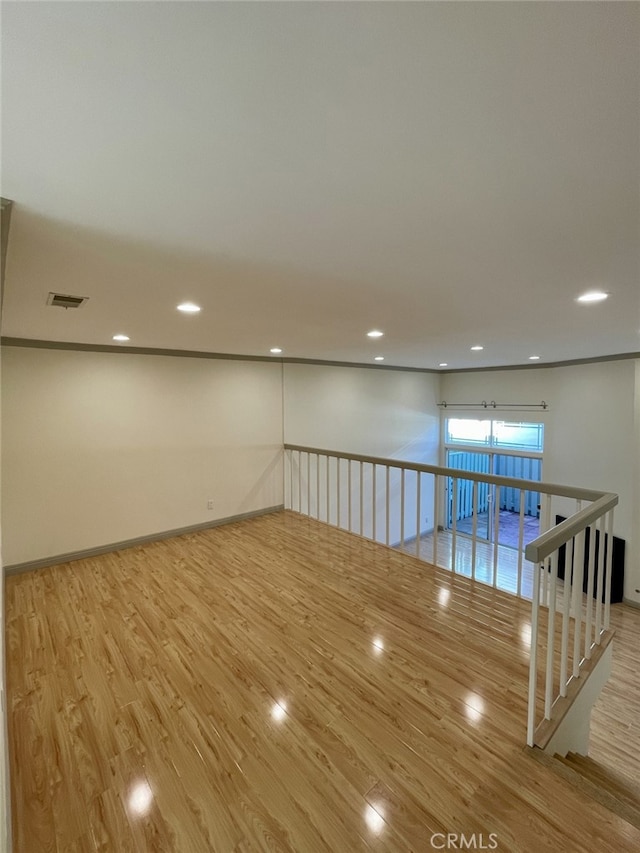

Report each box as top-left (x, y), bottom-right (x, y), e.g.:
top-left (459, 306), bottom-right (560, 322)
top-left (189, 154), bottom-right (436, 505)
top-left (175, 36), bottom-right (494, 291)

top-left (545, 551), bottom-right (558, 719)
top-left (385, 466), bottom-right (390, 546)
top-left (400, 468), bottom-right (405, 550)
top-left (605, 509), bottom-right (614, 630)
top-left (527, 560), bottom-right (543, 746)
top-left (493, 485), bottom-right (500, 588)
top-left (584, 523), bottom-right (595, 658)
top-left (595, 514), bottom-right (605, 640)
top-left (560, 538), bottom-right (573, 697)
top-left (451, 477), bottom-right (458, 573)
top-left (471, 480), bottom-right (478, 581)
top-left (348, 459), bottom-right (352, 532)
top-left (572, 529), bottom-right (585, 678)
top-left (415, 471), bottom-right (421, 558)
top-left (517, 491), bottom-right (525, 598)
top-left (372, 464), bottom-right (377, 543)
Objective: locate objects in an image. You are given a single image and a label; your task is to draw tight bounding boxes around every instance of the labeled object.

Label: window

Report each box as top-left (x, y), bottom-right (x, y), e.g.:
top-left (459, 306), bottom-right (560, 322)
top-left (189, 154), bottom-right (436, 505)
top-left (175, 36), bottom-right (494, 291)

top-left (446, 419), bottom-right (544, 453)
top-left (445, 419), bottom-right (491, 446)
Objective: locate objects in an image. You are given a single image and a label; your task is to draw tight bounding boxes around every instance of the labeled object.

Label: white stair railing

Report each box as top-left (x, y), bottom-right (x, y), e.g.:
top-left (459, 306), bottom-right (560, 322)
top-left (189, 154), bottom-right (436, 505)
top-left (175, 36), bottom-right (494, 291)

top-left (525, 494), bottom-right (617, 747)
top-left (284, 445), bottom-right (619, 748)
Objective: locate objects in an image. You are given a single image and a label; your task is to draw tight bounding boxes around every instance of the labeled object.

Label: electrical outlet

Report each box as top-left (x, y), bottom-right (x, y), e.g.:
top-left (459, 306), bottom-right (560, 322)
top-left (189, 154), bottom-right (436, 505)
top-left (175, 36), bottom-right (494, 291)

top-left (207, 500), bottom-right (214, 510)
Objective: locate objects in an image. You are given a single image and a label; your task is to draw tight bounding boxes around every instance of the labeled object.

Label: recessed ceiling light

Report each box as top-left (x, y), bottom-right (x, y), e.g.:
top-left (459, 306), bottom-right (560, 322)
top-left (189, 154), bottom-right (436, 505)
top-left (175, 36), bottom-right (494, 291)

top-left (529, 355), bottom-right (541, 361)
top-left (576, 291), bottom-right (609, 304)
top-left (470, 345), bottom-right (484, 351)
top-left (270, 347), bottom-right (282, 354)
top-left (367, 330), bottom-right (384, 338)
top-left (112, 334), bottom-right (130, 342)
top-left (177, 302), bottom-right (201, 313)
top-left (439, 362), bottom-right (448, 367)
top-left (374, 356), bottom-right (384, 361)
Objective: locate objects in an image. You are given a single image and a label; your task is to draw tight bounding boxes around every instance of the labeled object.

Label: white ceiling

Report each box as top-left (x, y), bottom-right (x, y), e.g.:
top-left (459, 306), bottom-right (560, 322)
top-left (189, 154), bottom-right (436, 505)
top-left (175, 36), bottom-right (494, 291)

top-left (1, 2), bottom-right (638, 370)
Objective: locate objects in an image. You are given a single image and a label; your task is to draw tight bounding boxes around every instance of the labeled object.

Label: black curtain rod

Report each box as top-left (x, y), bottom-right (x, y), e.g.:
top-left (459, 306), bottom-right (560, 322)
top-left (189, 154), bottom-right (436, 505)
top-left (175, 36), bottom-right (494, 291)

top-left (438, 400), bottom-right (548, 410)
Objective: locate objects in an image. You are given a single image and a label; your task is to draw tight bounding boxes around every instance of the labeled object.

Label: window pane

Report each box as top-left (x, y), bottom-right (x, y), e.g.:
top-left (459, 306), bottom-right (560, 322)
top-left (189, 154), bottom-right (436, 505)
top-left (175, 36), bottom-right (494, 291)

top-left (492, 421), bottom-right (544, 452)
top-left (445, 419), bottom-right (491, 446)
top-left (445, 418), bottom-right (544, 451)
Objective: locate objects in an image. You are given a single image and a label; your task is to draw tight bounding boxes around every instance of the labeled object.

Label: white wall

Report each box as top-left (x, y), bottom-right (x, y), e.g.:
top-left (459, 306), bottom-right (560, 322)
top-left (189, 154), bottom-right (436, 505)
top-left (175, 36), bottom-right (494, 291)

top-left (441, 359), bottom-right (640, 603)
top-left (2, 349), bottom-right (637, 603)
top-left (634, 360), bottom-right (640, 601)
top-left (1, 347), bottom-right (284, 566)
top-left (283, 363), bottom-right (440, 459)
top-left (0, 342), bottom-right (10, 852)
top-left (283, 363), bottom-right (440, 545)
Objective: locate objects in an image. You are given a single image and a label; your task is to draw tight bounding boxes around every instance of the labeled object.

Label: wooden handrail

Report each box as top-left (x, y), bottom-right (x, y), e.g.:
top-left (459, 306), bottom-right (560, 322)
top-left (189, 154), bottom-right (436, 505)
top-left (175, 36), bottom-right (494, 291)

top-left (284, 443), bottom-right (617, 562)
top-left (524, 492), bottom-right (618, 563)
top-left (284, 443), bottom-right (605, 502)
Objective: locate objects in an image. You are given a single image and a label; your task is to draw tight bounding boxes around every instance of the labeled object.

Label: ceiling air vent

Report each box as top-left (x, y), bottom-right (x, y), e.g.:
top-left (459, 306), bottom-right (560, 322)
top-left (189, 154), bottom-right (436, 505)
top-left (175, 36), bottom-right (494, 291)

top-left (47, 292), bottom-right (89, 309)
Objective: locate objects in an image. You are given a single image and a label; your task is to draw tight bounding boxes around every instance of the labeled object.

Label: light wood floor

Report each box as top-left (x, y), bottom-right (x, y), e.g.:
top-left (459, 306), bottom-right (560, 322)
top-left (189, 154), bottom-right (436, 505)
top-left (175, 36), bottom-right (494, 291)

top-left (6, 511), bottom-right (640, 852)
top-left (398, 530), bottom-right (537, 598)
top-left (400, 527), bottom-right (640, 774)
top-left (591, 604), bottom-right (640, 786)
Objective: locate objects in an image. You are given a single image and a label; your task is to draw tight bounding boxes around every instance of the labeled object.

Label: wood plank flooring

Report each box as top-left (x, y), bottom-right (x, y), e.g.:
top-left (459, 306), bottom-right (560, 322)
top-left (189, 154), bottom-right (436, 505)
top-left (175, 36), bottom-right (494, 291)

top-left (591, 603), bottom-right (640, 786)
top-left (401, 527), bottom-right (640, 774)
top-left (398, 530), bottom-right (537, 598)
top-left (6, 511), bottom-right (640, 852)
